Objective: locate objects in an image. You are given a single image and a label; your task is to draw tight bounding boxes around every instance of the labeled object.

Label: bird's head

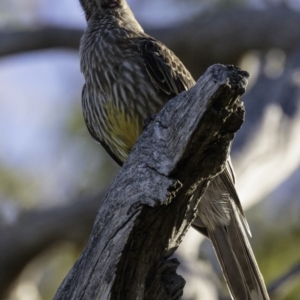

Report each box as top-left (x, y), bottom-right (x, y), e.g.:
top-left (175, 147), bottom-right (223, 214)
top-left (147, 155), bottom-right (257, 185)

top-left (79, 0), bottom-right (128, 21)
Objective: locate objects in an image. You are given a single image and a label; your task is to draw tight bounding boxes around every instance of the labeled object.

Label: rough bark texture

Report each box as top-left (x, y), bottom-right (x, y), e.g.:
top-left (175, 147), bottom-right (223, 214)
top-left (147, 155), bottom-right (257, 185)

top-left (54, 64), bottom-right (248, 300)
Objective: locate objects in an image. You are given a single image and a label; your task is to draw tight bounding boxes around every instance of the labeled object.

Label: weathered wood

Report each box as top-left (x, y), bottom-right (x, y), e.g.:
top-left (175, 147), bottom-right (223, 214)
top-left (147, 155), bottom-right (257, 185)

top-left (54, 64), bottom-right (248, 300)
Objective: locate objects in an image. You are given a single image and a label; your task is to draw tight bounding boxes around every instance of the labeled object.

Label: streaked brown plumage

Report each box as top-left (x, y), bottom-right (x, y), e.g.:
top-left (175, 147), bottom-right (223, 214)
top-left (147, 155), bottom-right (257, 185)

top-left (79, 0), bottom-right (270, 299)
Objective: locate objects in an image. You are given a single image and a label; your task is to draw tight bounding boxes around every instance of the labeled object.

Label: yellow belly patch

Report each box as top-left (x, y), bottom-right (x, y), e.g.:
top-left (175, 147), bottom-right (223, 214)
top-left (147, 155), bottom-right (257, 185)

top-left (104, 102), bottom-right (143, 160)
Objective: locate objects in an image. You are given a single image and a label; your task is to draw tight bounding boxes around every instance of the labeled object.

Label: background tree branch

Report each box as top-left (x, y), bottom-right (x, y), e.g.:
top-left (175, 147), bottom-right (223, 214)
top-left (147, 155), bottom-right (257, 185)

top-left (1, 7), bottom-right (300, 77)
top-left (0, 192), bottom-right (105, 299)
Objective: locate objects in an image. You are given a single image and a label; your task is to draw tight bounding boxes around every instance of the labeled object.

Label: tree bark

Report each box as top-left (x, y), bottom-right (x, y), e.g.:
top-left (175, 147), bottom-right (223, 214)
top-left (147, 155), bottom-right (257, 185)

top-left (54, 64), bottom-right (247, 300)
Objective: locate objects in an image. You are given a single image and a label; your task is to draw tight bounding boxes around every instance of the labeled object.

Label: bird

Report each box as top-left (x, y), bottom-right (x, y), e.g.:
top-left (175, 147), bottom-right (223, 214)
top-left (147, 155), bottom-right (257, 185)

top-left (78, 0), bottom-right (270, 299)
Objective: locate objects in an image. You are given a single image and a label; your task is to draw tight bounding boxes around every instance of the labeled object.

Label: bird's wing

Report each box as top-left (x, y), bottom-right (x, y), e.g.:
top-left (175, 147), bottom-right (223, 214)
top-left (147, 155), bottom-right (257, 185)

top-left (221, 160), bottom-right (251, 235)
top-left (139, 38), bottom-right (195, 96)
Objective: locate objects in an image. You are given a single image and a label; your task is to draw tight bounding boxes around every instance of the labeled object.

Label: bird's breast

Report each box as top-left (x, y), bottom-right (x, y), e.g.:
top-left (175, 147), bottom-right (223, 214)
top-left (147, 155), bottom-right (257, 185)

top-left (103, 101), bottom-right (143, 162)
top-left (80, 31), bottom-right (168, 161)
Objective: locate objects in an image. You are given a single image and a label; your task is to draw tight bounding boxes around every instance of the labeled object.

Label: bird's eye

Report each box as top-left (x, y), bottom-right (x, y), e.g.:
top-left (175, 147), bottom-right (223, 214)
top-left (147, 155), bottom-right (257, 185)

top-left (85, 12), bottom-right (91, 20)
top-left (101, 1), bottom-right (118, 9)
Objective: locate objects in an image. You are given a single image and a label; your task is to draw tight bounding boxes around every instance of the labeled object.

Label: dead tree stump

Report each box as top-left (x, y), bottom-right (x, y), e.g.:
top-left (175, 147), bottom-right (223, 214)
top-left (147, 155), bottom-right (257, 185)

top-left (54, 64), bottom-right (248, 300)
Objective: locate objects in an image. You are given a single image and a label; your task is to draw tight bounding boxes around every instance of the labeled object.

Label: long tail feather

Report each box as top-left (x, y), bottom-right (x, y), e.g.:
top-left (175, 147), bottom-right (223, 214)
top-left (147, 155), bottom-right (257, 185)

top-left (205, 200), bottom-right (269, 300)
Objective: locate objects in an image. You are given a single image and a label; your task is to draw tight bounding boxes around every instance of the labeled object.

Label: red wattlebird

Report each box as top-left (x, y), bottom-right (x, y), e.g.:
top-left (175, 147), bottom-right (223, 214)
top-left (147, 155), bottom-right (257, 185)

top-left (79, 1), bottom-right (269, 299)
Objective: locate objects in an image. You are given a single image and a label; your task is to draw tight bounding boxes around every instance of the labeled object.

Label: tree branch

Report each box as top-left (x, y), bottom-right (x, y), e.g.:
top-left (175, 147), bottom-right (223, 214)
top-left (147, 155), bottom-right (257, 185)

top-left (268, 262), bottom-right (300, 296)
top-left (54, 64), bottom-right (247, 300)
top-left (1, 8), bottom-right (300, 77)
top-left (0, 27), bottom-right (82, 57)
top-left (0, 192), bottom-right (105, 299)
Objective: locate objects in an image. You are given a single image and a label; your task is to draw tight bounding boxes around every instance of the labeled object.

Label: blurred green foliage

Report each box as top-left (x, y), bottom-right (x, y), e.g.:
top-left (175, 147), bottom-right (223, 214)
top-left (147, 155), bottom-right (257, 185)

top-left (248, 202), bottom-right (300, 300)
top-left (0, 165), bottom-right (40, 206)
